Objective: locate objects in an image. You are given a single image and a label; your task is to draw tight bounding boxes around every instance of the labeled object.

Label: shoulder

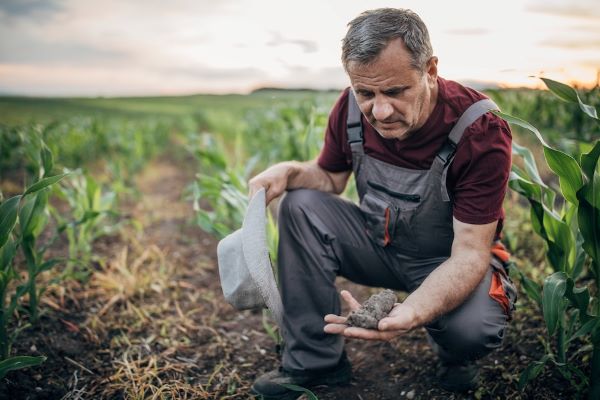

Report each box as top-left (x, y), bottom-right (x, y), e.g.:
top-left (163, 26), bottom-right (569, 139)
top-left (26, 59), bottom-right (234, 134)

top-left (438, 77), bottom-right (511, 143)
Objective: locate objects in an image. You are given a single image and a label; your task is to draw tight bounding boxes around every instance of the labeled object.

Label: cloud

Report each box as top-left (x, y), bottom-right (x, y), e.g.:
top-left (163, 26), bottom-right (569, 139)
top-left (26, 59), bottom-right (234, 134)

top-left (160, 65), bottom-right (268, 80)
top-left (0, 0), bottom-right (63, 18)
top-left (528, 0), bottom-right (600, 20)
top-left (266, 65), bottom-right (347, 90)
top-left (540, 38), bottom-right (600, 50)
top-left (0, 34), bottom-right (130, 65)
top-left (267, 32), bottom-right (318, 53)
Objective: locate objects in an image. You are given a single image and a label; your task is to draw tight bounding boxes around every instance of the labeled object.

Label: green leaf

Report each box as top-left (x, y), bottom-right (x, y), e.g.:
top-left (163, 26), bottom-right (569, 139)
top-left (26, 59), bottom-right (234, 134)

top-left (518, 355), bottom-right (551, 390)
top-left (19, 190), bottom-right (49, 239)
top-left (541, 78), bottom-right (598, 120)
top-left (498, 111), bottom-right (584, 205)
top-left (580, 141), bottom-right (600, 183)
top-left (279, 384), bottom-right (319, 400)
top-left (37, 258), bottom-right (62, 274)
top-left (40, 141), bottom-right (54, 178)
top-left (0, 196), bottom-right (22, 249)
top-left (512, 142), bottom-right (546, 187)
top-left (521, 274), bottom-right (543, 306)
top-left (565, 279), bottom-right (590, 316)
top-left (577, 143), bottom-right (600, 276)
top-left (542, 147), bottom-right (584, 205)
top-left (23, 173), bottom-right (69, 197)
top-left (543, 272), bottom-right (568, 336)
top-left (0, 236), bottom-right (16, 273)
top-left (0, 356), bottom-right (46, 379)
top-left (493, 111), bottom-right (548, 147)
top-left (568, 318), bottom-right (599, 344)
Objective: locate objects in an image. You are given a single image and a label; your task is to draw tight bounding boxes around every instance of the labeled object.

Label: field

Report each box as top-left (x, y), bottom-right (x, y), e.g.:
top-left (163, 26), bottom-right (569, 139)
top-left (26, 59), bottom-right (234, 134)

top-left (0, 83), bottom-right (598, 399)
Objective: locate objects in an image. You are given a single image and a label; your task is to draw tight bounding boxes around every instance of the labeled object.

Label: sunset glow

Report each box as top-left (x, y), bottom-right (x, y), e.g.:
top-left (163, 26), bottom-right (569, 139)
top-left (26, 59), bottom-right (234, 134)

top-left (0, 0), bottom-right (598, 96)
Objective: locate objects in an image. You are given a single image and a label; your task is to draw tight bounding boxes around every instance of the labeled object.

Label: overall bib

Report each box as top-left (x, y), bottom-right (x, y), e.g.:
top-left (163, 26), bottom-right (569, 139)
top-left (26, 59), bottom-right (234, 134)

top-left (277, 92), bottom-right (516, 372)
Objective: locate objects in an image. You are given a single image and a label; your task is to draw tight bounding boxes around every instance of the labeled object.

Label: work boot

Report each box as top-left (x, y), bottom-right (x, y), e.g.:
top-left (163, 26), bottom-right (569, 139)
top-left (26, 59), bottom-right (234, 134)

top-left (435, 360), bottom-right (480, 392)
top-left (250, 356), bottom-right (352, 400)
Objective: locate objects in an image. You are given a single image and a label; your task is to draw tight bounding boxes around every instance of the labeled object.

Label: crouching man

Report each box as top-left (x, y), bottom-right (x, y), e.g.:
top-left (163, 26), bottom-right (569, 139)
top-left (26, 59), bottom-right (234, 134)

top-left (248, 8), bottom-right (516, 399)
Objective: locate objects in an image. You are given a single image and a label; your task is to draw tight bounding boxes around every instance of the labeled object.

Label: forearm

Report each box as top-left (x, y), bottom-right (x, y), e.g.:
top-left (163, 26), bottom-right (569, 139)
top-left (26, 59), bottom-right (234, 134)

top-left (281, 159), bottom-right (343, 194)
top-left (403, 248), bottom-right (491, 328)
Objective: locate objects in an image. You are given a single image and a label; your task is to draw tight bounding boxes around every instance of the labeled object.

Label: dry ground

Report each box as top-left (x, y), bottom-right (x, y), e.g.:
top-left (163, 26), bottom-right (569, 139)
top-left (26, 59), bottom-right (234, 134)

top-left (0, 155), bottom-right (583, 399)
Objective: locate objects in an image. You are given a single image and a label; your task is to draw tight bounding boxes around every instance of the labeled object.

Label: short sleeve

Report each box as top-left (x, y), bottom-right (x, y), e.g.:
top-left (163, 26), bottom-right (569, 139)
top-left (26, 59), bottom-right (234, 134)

top-left (317, 88), bottom-right (353, 172)
top-left (450, 115), bottom-right (512, 225)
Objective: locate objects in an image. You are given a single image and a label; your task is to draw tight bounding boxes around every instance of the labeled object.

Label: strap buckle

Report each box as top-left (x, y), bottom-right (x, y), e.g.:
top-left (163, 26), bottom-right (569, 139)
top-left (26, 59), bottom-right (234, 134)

top-left (436, 139), bottom-right (457, 165)
top-left (347, 121), bottom-right (363, 144)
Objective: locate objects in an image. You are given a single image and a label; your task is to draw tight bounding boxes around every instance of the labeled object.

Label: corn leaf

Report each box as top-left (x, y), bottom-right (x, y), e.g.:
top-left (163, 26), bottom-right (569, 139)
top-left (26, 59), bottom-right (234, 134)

top-left (0, 196), bottom-right (22, 249)
top-left (0, 236), bottom-right (16, 273)
top-left (577, 141), bottom-right (600, 278)
top-left (40, 141), bottom-right (54, 178)
top-left (565, 278), bottom-right (590, 316)
top-left (512, 142), bottom-right (547, 187)
top-left (279, 384), bottom-right (318, 400)
top-left (0, 356), bottom-right (46, 379)
top-left (23, 173), bottom-right (69, 197)
top-left (568, 318), bottom-right (599, 344)
top-left (541, 78), bottom-right (599, 120)
top-left (543, 272), bottom-right (568, 336)
top-left (496, 111), bottom-right (584, 204)
top-left (542, 147), bottom-right (584, 205)
top-left (19, 190), bottom-right (49, 239)
top-left (518, 354), bottom-right (551, 390)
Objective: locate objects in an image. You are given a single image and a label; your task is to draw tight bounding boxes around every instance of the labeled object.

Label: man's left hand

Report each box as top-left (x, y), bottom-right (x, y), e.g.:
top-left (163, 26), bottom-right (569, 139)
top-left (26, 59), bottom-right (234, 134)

top-left (323, 290), bottom-right (420, 341)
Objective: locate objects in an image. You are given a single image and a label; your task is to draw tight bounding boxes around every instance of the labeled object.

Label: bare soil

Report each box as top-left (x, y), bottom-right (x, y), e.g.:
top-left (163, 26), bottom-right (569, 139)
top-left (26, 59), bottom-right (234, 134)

top-left (0, 154), bottom-right (586, 399)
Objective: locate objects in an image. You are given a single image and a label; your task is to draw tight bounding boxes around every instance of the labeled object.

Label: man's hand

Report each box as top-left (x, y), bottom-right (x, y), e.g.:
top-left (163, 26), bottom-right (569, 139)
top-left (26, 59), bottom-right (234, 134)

top-left (248, 163), bottom-right (295, 205)
top-left (323, 290), bottom-right (419, 341)
top-left (248, 160), bottom-right (351, 205)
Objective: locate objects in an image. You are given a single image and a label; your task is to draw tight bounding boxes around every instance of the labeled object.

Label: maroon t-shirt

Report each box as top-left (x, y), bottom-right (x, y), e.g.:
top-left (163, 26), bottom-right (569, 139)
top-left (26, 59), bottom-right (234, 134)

top-left (317, 77), bottom-right (512, 238)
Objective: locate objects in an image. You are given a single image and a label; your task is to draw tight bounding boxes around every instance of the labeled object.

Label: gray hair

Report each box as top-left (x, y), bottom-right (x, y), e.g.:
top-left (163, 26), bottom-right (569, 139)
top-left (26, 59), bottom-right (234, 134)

top-left (342, 8), bottom-right (433, 71)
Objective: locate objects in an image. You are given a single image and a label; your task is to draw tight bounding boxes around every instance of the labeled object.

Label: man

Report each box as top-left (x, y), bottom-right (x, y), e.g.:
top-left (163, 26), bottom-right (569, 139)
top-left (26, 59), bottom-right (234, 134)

top-left (248, 8), bottom-right (515, 399)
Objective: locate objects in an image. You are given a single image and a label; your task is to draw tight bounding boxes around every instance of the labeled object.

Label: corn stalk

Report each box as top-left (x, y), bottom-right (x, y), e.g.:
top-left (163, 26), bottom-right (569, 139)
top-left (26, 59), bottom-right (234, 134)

top-left (498, 78), bottom-right (599, 398)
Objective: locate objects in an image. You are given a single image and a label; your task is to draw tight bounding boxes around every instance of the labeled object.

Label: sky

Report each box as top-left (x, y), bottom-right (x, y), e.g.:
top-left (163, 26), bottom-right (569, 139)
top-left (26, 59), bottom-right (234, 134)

top-left (0, 0), bottom-right (598, 96)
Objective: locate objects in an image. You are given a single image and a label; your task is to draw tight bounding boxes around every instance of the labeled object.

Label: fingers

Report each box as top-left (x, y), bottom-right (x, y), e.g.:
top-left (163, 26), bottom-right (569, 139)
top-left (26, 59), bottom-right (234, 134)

top-left (323, 322), bottom-right (348, 335)
top-left (323, 322), bottom-right (399, 341)
top-left (340, 290), bottom-right (362, 311)
top-left (324, 314), bottom-right (347, 324)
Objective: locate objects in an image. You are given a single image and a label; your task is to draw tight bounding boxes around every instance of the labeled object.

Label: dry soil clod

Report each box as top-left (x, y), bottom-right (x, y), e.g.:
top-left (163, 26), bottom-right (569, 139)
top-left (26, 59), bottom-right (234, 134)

top-left (346, 289), bottom-right (397, 329)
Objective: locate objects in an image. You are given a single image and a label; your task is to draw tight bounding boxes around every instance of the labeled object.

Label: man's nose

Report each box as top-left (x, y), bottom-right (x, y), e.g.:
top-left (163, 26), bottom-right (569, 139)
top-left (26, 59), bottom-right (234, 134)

top-left (371, 96), bottom-right (394, 121)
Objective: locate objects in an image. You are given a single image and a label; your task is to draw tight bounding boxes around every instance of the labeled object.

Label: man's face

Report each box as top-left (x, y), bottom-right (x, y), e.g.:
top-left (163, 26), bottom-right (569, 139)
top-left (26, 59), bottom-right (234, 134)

top-left (347, 38), bottom-right (438, 141)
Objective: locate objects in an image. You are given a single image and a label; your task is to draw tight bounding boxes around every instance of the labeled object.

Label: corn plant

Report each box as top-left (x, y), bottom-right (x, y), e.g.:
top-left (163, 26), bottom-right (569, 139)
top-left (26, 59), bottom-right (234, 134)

top-left (243, 102), bottom-right (327, 164)
top-left (497, 78), bottom-right (599, 397)
top-left (187, 133), bottom-right (253, 239)
top-left (50, 170), bottom-right (120, 280)
top-left (0, 140), bottom-right (68, 378)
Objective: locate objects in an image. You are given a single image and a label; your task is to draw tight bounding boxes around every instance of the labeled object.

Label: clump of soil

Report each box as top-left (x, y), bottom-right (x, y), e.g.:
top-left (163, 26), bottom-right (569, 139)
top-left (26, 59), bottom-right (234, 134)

top-left (346, 289), bottom-right (397, 329)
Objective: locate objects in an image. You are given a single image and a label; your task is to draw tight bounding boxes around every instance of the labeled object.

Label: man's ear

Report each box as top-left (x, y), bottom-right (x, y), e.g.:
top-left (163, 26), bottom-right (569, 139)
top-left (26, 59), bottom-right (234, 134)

top-left (426, 56), bottom-right (438, 84)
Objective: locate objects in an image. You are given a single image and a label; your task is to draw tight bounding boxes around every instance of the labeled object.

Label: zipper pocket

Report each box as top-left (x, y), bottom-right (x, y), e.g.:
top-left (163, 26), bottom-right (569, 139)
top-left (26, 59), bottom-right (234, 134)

top-left (367, 181), bottom-right (421, 202)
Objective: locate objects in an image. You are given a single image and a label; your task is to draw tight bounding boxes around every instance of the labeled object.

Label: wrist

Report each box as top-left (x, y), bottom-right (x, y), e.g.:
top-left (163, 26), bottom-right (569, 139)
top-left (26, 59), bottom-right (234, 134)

top-left (402, 301), bottom-right (424, 330)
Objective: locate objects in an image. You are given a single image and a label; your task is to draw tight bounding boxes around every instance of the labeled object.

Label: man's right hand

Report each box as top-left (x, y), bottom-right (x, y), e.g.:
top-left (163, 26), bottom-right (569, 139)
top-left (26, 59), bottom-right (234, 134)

top-left (248, 162), bottom-right (296, 205)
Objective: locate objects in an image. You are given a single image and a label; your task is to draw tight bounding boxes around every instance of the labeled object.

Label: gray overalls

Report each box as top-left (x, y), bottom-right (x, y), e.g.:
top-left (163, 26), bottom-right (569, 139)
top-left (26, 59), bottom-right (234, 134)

top-left (277, 92), bottom-right (516, 372)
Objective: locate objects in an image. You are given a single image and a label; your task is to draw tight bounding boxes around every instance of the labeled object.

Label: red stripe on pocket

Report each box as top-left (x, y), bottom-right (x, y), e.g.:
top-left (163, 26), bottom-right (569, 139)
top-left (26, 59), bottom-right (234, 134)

top-left (383, 208), bottom-right (391, 246)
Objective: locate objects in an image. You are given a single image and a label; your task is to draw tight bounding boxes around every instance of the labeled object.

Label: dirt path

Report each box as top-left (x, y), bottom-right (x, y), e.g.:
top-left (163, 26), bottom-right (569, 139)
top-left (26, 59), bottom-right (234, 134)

top-left (0, 155), bottom-right (574, 399)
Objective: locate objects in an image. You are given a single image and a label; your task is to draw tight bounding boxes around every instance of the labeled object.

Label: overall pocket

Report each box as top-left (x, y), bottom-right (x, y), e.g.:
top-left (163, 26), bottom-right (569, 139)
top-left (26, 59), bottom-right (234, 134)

top-left (363, 181), bottom-right (421, 252)
top-left (360, 192), bottom-right (397, 247)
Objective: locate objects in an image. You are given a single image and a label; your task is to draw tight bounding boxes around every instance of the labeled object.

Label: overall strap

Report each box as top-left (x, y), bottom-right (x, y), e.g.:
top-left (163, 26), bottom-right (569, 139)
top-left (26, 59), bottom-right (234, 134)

top-left (346, 90), bottom-right (364, 155)
top-left (436, 98), bottom-right (500, 201)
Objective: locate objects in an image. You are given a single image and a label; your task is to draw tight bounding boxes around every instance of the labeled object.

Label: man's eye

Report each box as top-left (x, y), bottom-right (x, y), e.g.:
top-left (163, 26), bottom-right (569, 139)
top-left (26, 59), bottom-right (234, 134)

top-left (384, 89), bottom-right (405, 96)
